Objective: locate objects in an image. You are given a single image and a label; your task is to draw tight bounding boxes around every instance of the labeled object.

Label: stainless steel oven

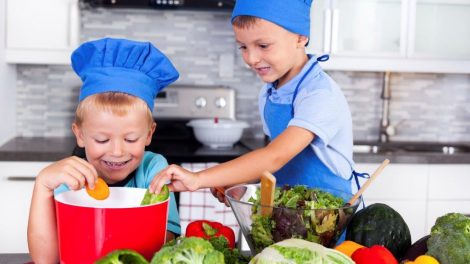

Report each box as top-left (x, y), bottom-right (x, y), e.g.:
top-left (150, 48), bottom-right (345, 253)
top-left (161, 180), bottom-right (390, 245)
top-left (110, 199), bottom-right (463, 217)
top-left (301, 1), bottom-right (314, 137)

top-left (153, 85), bottom-right (235, 120)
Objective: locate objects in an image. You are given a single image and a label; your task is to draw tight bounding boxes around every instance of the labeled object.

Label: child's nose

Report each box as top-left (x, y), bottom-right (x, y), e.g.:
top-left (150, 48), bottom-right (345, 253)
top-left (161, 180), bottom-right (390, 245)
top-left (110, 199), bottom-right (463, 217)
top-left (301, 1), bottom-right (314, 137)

top-left (110, 140), bottom-right (124, 156)
top-left (245, 51), bottom-right (260, 66)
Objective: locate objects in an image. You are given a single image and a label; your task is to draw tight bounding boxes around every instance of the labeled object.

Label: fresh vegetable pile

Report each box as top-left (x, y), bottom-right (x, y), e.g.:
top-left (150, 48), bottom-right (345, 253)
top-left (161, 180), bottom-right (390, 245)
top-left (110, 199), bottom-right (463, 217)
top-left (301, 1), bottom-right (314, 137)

top-left (248, 185), bottom-right (355, 252)
top-left (94, 220), bottom-right (249, 264)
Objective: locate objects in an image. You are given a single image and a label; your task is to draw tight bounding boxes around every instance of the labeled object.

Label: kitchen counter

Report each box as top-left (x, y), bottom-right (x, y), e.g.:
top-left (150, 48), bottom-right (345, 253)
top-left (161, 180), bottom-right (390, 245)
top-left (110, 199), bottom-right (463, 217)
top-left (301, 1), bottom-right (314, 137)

top-left (0, 136), bottom-right (252, 163)
top-left (0, 253), bottom-right (31, 264)
top-left (1, 136), bottom-right (470, 164)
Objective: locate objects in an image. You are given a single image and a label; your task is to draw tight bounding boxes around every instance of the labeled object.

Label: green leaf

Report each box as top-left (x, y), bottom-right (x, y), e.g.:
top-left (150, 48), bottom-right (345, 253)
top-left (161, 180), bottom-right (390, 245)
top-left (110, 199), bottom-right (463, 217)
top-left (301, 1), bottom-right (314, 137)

top-left (140, 185), bottom-right (170, 206)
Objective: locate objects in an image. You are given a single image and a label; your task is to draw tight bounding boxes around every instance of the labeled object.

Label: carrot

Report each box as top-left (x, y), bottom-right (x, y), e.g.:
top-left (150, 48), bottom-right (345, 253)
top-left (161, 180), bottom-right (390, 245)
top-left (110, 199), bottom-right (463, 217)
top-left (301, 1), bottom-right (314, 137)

top-left (86, 177), bottom-right (110, 200)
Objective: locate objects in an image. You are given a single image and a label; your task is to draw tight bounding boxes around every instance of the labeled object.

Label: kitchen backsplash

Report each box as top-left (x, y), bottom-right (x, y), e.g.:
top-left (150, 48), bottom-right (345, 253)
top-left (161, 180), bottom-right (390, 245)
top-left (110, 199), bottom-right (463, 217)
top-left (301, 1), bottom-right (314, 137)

top-left (15, 8), bottom-right (470, 143)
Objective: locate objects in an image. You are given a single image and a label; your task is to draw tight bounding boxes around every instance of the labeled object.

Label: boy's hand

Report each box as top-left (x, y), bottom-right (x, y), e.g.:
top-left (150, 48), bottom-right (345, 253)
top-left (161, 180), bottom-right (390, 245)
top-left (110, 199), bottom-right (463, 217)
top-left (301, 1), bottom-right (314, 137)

top-left (36, 156), bottom-right (98, 192)
top-left (210, 187), bottom-right (230, 207)
top-left (150, 164), bottom-right (200, 194)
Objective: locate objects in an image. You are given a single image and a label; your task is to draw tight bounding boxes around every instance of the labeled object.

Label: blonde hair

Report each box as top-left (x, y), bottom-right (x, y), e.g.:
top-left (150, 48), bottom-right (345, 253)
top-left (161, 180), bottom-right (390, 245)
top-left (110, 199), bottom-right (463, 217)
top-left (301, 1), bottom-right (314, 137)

top-left (232, 15), bottom-right (260, 29)
top-left (74, 92), bottom-right (154, 127)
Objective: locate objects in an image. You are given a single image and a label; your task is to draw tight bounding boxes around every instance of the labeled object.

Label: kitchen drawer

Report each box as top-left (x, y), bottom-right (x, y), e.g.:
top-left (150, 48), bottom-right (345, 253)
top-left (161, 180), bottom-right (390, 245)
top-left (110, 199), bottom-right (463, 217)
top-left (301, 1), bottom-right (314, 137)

top-left (428, 165), bottom-right (470, 199)
top-left (0, 161), bottom-right (51, 253)
top-left (355, 163), bottom-right (429, 200)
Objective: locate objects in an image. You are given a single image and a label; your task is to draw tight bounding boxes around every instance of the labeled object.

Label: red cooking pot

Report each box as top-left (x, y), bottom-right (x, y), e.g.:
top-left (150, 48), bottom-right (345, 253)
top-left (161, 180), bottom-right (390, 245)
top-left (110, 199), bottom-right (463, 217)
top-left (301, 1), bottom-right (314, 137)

top-left (55, 187), bottom-right (169, 263)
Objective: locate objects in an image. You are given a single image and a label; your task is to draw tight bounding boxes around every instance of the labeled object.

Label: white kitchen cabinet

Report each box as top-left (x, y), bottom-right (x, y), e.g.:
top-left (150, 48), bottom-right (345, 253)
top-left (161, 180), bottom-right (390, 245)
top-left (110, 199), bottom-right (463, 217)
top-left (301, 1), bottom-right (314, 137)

top-left (426, 164), bottom-right (470, 233)
top-left (410, 0), bottom-right (470, 60)
top-left (354, 163), bottom-right (429, 242)
top-left (4, 0), bottom-right (80, 64)
top-left (0, 161), bottom-right (51, 253)
top-left (309, 0), bottom-right (470, 73)
top-left (308, 0), bottom-right (406, 57)
top-left (331, 0), bottom-right (406, 57)
top-left (308, 0), bottom-right (329, 55)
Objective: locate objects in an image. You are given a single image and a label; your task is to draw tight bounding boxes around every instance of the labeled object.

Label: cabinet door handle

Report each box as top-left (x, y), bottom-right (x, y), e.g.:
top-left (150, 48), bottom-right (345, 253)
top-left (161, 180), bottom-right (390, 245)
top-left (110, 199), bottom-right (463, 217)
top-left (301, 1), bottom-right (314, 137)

top-left (323, 8), bottom-right (332, 54)
top-left (7, 176), bottom-right (36, 182)
top-left (331, 9), bottom-right (339, 54)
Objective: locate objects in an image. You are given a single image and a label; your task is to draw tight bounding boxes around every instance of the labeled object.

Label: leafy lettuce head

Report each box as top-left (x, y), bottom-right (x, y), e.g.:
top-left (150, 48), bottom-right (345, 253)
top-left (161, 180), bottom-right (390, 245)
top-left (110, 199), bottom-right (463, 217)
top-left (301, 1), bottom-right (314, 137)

top-left (249, 238), bottom-right (354, 264)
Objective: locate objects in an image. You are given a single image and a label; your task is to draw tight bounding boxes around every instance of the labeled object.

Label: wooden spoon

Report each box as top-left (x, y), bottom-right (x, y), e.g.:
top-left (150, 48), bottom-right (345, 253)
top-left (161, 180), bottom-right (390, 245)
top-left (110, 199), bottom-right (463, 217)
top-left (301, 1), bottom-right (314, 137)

top-left (260, 171), bottom-right (276, 216)
top-left (347, 159), bottom-right (390, 206)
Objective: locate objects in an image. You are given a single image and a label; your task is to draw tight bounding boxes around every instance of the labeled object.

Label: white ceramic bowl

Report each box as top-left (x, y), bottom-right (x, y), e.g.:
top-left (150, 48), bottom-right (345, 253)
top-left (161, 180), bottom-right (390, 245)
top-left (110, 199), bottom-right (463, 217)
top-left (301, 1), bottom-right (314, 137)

top-left (187, 119), bottom-right (249, 149)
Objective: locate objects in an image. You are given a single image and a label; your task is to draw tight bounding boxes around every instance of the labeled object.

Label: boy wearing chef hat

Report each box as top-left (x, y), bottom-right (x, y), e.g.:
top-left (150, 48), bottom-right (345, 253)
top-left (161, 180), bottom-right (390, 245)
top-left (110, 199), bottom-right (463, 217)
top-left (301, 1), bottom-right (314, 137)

top-left (151, 0), bottom-right (364, 200)
top-left (28, 38), bottom-right (181, 263)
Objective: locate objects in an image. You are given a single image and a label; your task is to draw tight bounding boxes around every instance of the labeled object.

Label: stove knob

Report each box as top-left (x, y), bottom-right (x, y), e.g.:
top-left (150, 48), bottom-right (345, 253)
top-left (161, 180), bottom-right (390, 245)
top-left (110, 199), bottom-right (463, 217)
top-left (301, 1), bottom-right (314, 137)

top-left (215, 97), bottom-right (226, 108)
top-left (195, 97), bottom-right (207, 108)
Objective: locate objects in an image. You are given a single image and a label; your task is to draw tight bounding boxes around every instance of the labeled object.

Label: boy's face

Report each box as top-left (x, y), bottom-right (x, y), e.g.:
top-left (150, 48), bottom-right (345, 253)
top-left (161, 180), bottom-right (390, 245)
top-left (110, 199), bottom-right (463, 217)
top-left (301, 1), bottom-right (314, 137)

top-left (72, 107), bottom-right (155, 184)
top-left (233, 19), bottom-right (309, 87)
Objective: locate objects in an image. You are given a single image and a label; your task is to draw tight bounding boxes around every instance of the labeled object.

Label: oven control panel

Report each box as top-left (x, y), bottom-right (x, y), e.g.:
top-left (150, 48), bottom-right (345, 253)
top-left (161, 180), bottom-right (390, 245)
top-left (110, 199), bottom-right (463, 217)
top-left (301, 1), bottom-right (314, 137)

top-left (153, 85), bottom-right (235, 119)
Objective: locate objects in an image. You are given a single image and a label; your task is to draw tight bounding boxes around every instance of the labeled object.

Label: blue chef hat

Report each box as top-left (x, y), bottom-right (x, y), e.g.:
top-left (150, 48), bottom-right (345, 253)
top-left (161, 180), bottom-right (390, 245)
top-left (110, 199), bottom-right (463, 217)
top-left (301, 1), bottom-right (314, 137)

top-left (71, 38), bottom-right (179, 110)
top-left (231, 0), bottom-right (312, 37)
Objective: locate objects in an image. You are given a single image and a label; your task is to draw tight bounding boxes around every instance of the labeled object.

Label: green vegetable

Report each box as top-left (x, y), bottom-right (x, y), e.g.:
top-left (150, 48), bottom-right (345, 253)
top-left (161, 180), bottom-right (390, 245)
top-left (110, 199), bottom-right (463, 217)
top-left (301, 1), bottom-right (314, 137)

top-left (426, 212), bottom-right (470, 264)
top-left (141, 185), bottom-right (169, 205)
top-left (346, 203), bottom-right (411, 260)
top-left (249, 238), bottom-right (354, 264)
top-left (208, 236), bottom-right (250, 264)
top-left (248, 185), bottom-right (348, 251)
top-left (150, 236), bottom-right (224, 264)
top-left (250, 214), bottom-right (274, 252)
top-left (95, 249), bottom-right (149, 264)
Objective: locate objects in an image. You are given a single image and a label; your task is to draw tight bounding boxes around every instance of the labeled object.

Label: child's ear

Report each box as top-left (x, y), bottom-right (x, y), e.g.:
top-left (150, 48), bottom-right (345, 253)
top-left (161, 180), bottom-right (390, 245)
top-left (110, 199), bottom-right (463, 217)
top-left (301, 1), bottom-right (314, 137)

top-left (297, 35), bottom-right (309, 48)
top-left (72, 123), bottom-right (85, 148)
top-left (146, 122), bottom-right (157, 146)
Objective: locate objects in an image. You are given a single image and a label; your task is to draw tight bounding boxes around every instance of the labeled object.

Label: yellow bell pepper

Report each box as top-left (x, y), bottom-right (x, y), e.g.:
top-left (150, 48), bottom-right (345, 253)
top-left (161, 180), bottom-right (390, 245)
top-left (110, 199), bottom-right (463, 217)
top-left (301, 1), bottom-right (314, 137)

top-left (404, 255), bottom-right (439, 264)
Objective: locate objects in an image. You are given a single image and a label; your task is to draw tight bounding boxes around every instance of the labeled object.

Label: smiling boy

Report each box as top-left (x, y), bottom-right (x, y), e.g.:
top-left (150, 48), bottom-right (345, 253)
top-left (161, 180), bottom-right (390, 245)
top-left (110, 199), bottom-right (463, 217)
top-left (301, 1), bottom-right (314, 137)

top-left (151, 0), bottom-right (360, 199)
top-left (28, 38), bottom-right (181, 263)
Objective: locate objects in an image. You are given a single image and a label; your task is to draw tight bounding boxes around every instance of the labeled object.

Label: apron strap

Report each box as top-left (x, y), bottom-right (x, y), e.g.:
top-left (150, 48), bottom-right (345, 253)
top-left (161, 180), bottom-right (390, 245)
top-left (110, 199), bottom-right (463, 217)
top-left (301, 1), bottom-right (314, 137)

top-left (291, 54), bottom-right (330, 117)
top-left (349, 170), bottom-right (370, 208)
top-left (317, 54), bottom-right (330, 62)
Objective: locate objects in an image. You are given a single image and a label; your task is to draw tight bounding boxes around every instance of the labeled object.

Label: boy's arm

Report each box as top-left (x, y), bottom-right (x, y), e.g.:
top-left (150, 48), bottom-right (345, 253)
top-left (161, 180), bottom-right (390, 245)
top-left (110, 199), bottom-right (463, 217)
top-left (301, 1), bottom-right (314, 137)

top-left (28, 181), bottom-right (60, 263)
top-left (28, 157), bottom-right (97, 263)
top-left (151, 126), bottom-right (314, 193)
top-left (198, 126), bottom-right (314, 188)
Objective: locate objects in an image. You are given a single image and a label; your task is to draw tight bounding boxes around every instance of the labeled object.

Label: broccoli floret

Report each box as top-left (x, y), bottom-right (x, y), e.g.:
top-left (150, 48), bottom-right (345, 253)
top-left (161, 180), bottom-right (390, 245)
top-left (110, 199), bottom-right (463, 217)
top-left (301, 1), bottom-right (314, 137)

top-left (202, 251), bottom-right (225, 264)
top-left (150, 237), bottom-right (224, 264)
top-left (150, 246), bottom-right (174, 263)
top-left (208, 236), bottom-right (250, 264)
top-left (427, 213), bottom-right (470, 264)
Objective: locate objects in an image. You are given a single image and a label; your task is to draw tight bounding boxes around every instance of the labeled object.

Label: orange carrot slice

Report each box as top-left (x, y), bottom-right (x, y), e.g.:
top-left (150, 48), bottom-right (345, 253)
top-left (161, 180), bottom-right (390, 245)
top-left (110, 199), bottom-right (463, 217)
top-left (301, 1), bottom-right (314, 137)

top-left (86, 177), bottom-right (110, 200)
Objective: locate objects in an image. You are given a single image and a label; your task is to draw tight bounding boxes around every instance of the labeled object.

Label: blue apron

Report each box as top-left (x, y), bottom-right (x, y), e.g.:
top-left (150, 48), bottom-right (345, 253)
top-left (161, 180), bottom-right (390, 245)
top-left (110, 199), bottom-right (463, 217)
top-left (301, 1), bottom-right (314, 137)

top-left (264, 55), bottom-right (363, 195)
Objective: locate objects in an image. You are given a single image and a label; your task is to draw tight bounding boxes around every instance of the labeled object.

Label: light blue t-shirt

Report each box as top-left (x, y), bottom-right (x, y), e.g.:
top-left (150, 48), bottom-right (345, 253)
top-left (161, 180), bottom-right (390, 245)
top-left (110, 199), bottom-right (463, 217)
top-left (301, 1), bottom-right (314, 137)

top-left (54, 151), bottom-right (181, 235)
top-left (258, 55), bottom-right (355, 179)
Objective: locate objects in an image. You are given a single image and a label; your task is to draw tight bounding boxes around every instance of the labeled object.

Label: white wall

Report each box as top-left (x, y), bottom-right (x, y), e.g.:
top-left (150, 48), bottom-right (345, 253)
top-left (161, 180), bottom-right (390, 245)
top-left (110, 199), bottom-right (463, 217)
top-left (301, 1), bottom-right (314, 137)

top-left (0, 0), bottom-right (17, 145)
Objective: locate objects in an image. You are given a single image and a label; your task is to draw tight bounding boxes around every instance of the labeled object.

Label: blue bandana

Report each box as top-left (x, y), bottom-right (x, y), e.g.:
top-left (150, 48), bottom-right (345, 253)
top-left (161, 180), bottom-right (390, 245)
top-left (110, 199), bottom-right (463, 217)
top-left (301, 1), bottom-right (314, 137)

top-left (71, 38), bottom-right (179, 110)
top-left (231, 0), bottom-right (312, 37)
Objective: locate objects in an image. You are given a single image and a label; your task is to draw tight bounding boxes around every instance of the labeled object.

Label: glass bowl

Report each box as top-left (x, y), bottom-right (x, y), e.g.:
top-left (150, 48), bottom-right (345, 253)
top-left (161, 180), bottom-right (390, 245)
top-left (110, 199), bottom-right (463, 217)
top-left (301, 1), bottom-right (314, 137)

top-left (225, 184), bottom-right (361, 255)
